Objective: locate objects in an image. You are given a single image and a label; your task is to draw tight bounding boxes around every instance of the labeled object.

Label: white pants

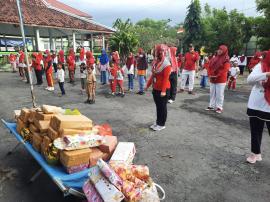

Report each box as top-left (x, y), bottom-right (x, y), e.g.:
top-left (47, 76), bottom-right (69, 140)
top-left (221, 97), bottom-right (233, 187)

top-left (180, 69), bottom-right (195, 91)
top-left (209, 83), bottom-right (226, 110)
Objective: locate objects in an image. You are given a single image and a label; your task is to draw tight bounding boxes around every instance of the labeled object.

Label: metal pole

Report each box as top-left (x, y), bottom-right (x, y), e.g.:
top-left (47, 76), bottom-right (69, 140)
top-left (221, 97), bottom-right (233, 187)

top-left (16, 0), bottom-right (37, 108)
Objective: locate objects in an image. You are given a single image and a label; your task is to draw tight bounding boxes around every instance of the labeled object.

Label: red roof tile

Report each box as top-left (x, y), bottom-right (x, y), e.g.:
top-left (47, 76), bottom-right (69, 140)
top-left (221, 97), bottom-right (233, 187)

top-left (45, 0), bottom-right (92, 19)
top-left (0, 0), bottom-right (113, 33)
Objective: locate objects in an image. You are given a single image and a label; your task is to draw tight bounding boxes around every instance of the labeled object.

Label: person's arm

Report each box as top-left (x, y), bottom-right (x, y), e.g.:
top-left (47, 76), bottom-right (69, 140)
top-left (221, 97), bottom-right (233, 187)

top-left (247, 64), bottom-right (269, 85)
top-left (145, 74), bottom-right (153, 90)
top-left (161, 66), bottom-right (172, 96)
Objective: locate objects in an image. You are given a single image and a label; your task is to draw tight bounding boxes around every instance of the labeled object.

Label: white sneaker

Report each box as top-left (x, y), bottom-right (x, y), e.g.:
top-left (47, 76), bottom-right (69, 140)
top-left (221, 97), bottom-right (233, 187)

top-left (150, 124), bottom-right (157, 129)
top-left (152, 125), bottom-right (166, 131)
top-left (246, 153), bottom-right (262, 164)
top-left (168, 99), bottom-right (174, 104)
top-left (45, 87), bottom-right (49, 90)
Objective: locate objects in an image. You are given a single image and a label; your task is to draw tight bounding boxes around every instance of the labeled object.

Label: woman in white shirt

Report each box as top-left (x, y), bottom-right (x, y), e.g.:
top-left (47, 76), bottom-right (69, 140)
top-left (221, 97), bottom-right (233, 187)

top-left (246, 50), bottom-right (270, 164)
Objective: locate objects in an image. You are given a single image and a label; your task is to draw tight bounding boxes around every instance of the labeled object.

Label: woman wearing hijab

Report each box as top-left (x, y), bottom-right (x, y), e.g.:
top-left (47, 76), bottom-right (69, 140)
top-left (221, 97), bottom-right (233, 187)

top-left (44, 50), bottom-right (54, 91)
top-left (126, 52), bottom-right (135, 91)
top-left (99, 49), bottom-right (109, 85)
top-left (248, 51), bottom-right (262, 73)
top-left (145, 44), bottom-right (171, 131)
top-left (246, 50), bottom-right (270, 164)
top-left (205, 45), bottom-right (230, 114)
top-left (67, 49), bottom-right (76, 84)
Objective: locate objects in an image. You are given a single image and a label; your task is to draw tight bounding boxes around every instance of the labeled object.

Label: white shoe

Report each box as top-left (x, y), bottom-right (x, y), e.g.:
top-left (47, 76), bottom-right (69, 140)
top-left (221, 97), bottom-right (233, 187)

top-left (45, 87), bottom-right (49, 90)
top-left (246, 153), bottom-right (262, 164)
top-left (150, 124), bottom-right (157, 129)
top-left (152, 125), bottom-right (166, 131)
top-left (168, 99), bottom-right (174, 104)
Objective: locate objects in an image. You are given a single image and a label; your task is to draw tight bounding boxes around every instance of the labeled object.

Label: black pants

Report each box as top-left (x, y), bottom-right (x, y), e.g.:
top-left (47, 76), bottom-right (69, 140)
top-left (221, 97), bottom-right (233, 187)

top-left (239, 65), bottom-right (245, 75)
top-left (153, 89), bottom-right (169, 126)
top-left (53, 63), bottom-right (57, 73)
top-left (169, 72), bottom-right (178, 101)
top-left (58, 82), bottom-right (65, 95)
top-left (35, 69), bottom-right (43, 85)
top-left (250, 117), bottom-right (270, 154)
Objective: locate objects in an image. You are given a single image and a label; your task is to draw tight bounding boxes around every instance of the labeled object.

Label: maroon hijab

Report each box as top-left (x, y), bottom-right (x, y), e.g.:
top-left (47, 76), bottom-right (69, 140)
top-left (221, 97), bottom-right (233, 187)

top-left (261, 50), bottom-right (270, 105)
top-left (209, 45), bottom-right (230, 75)
top-left (126, 53), bottom-right (135, 70)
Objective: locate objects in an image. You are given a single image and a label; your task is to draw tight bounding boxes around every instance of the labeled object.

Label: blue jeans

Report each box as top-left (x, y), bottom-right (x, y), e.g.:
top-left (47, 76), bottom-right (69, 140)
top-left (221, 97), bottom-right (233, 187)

top-left (128, 74), bottom-right (134, 90)
top-left (200, 76), bottom-right (208, 88)
top-left (100, 71), bottom-right (107, 84)
top-left (138, 75), bottom-right (145, 92)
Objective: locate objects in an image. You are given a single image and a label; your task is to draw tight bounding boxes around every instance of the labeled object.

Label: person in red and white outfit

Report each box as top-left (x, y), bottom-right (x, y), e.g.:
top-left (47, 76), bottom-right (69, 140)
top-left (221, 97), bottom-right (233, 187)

top-left (109, 54), bottom-right (117, 96)
top-left (67, 49), bottom-right (76, 84)
top-left (205, 45), bottom-right (230, 114)
top-left (18, 50), bottom-right (26, 80)
top-left (228, 61), bottom-right (240, 91)
top-left (112, 51), bottom-right (125, 97)
top-left (44, 50), bottom-right (54, 91)
top-left (179, 44), bottom-right (199, 94)
top-left (246, 50), bottom-right (270, 164)
top-left (9, 53), bottom-right (17, 73)
top-left (146, 44), bottom-right (171, 131)
top-left (168, 46), bottom-right (178, 104)
top-left (58, 50), bottom-right (65, 71)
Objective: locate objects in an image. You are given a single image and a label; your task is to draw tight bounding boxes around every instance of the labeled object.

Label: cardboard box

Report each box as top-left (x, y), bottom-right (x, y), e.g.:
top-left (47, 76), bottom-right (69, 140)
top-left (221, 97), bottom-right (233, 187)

top-left (16, 118), bottom-right (25, 134)
top-left (59, 128), bottom-right (92, 137)
top-left (110, 142), bottom-right (136, 165)
top-left (60, 148), bottom-right (92, 167)
top-left (29, 123), bottom-right (39, 134)
top-left (48, 127), bottom-right (59, 141)
top-left (89, 148), bottom-right (110, 167)
top-left (40, 136), bottom-right (52, 155)
top-left (50, 115), bottom-right (92, 131)
top-left (32, 133), bottom-right (43, 152)
top-left (34, 120), bottom-right (50, 133)
top-left (20, 108), bottom-right (31, 123)
top-left (28, 110), bottom-right (37, 123)
top-left (35, 112), bottom-right (54, 121)
top-left (42, 105), bottom-right (62, 114)
top-left (98, 136), bottom-right (118, 154)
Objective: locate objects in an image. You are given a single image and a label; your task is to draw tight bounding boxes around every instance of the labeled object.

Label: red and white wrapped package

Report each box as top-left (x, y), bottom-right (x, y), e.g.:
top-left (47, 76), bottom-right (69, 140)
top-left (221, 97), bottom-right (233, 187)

top-left (109, 142), bottom-right (136, 164)
top-left (83, 179), bottom-right (104, 202)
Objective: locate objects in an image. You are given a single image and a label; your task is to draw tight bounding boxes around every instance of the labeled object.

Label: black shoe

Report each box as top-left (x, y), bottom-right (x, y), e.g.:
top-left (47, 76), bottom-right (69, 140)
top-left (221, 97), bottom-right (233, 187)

top-left (136, 91), bottom-right (142, 95)
top-left (89, 100), bottom-right (93, 104)
top-left (84, 100), bottom-right (90, 104)
top-left (121, 93), bottom-right (125, 98)
top-left (188, 91), bottom-right (195, 95)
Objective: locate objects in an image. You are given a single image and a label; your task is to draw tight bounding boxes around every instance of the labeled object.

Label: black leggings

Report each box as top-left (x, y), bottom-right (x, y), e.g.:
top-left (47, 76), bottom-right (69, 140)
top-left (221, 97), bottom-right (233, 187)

top-left (169, 72), bottom-right (178, 101)
top-left (153, 89), bottom-right (169, 126)
top-left (250, 117), bottom-right (270, 154)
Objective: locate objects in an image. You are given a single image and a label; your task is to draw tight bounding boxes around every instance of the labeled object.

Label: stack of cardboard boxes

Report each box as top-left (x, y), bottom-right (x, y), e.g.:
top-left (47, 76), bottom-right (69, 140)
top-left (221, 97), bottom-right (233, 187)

top-left (15, 105), bottom-right (119, 174)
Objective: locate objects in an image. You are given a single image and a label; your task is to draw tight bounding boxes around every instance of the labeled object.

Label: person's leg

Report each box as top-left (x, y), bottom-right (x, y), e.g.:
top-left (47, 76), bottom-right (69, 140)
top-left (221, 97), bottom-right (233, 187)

top-left (180, 70), bottom-right (188, 90)
top-left (188, 70), bottom-right (195, 92)
top-left (69, 70), bottom-right (72, 82)
top-left (171, 72), bottom-right (177, 100)
top-left (209, 83), bottom-right (216, 108)
top-left (232, 78), bottom-right (236, 90)
top-left (140, 75), bottom-right (145, 92)
top-left (228, 78), bottom-right (232, 89)
top-left (39, 70), bottom-right (43, 84)
top-left (250, 117), bottom-right (265, 154)
top-left (159, 90), bottom-right (169, 126)
top-left (60, 82), bottom-right (65, 95)
top-left (200, 76), bottom-right (203, 88)
top-left (128, 74), bottom-right (131, 90)
top-left (216, 83), bottom-right (226, 110)
top-left (152, 90), bottom-right (160, 125)
top-left (266, 121), bottom-right (270, 135)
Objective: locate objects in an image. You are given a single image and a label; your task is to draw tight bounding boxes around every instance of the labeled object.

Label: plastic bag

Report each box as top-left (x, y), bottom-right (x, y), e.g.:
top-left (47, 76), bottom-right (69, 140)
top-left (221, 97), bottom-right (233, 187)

top-left (139, 183), bottom-right (165, 202)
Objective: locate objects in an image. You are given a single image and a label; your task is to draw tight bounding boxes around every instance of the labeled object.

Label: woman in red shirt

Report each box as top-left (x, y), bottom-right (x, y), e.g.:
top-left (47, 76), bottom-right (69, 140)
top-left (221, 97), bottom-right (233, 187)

top-left (146, 44), bottom-right (171, 131)
top-left (9, 53), bottom-right (17, 72)
top-left (205, 45), bottom-right (230, 113)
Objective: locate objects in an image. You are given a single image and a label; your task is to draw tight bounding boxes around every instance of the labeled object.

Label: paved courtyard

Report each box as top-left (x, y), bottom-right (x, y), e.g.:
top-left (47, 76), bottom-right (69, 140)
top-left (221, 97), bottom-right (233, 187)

top-left (0, 71), bottom-right (270, 202)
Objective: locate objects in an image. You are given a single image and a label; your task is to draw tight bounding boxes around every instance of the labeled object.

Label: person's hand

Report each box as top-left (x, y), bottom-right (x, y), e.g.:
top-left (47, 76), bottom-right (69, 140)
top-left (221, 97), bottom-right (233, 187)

top-left (161, 91), bottom-right (166, 97)
top-left (266, 72), bottom-right (270, 78)
top-left (144, 87), bottom-right (148, 92)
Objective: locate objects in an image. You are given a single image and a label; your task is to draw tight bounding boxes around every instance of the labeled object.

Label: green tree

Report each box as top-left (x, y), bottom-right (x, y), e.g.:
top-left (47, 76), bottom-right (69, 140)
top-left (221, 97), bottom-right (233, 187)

top-left (201, 6), bottom-right (254, 55)
top-left (135, 18), bottom-right (178, 53)
top-left (109, 19), bottom-right (139, 63)
top-left (183, 0), bottom-right (202, 50)
top-left (256, 0), bottom-right (270, 50)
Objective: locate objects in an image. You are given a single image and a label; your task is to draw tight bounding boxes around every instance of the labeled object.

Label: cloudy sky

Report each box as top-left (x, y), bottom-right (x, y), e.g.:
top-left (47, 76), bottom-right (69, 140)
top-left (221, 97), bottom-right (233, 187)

top-left (60, 0), bottom-right (259, 27)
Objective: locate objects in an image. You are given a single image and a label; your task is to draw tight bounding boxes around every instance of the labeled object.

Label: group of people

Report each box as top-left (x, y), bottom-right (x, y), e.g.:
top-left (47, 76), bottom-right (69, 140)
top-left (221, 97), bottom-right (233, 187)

top-left (9, 44), bottom-right (270, 165)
